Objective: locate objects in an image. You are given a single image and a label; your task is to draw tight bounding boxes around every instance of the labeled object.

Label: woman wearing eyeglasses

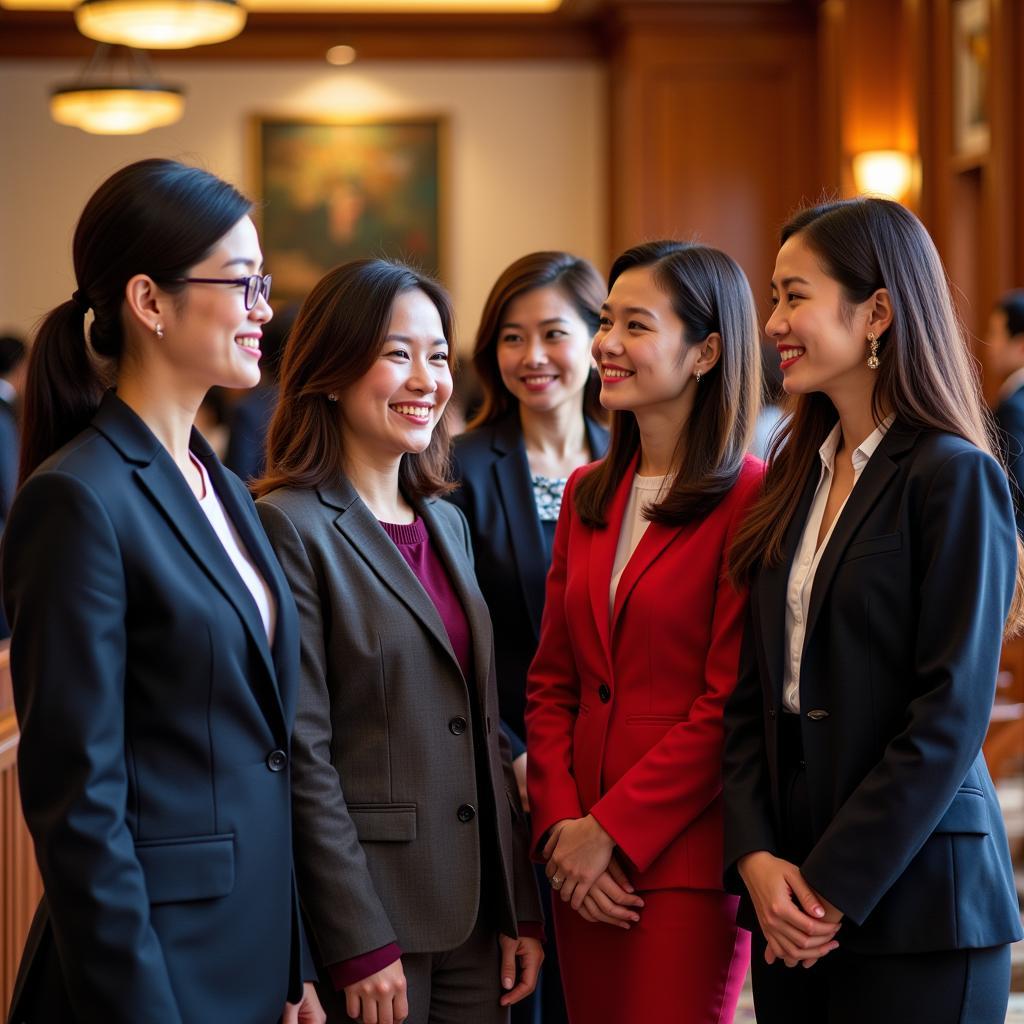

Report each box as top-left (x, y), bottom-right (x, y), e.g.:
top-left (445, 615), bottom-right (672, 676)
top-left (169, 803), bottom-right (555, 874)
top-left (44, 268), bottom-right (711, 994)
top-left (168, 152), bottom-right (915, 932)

top-left (3, 158), bottom-right (324, 1024)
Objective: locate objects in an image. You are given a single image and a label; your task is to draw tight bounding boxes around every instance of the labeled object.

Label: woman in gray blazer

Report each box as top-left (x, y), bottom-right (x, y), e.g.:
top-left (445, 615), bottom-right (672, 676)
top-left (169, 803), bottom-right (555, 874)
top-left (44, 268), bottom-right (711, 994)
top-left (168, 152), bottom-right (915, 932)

top-left (254, 258), bottom-right (543, 1024)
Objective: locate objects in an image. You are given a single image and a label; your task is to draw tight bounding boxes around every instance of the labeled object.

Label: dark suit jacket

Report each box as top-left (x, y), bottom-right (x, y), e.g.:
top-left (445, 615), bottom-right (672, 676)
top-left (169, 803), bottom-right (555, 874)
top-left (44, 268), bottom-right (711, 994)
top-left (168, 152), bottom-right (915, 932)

top-left (994, 383), bottom-right (1024, 535)
top-left (256, 482), bottom-right (542, 972)
top-left (225, 384), bottom-right (277, 484)
top-left (447, 413), bottom-right (609, 749)
top-left (0, 396), bottom-right (19, 531)
top-left (723, 423), bottom-right (1024, 955)
top-left (4, 392), bottom-right (311, 1024)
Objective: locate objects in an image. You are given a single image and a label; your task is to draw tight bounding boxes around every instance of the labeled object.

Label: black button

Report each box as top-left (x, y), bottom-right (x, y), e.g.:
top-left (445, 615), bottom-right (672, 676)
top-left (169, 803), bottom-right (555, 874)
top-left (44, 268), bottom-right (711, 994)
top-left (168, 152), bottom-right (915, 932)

top-left (768, 708), bottom-right (777, 720)
top-left (457, 803), bottom-right (476, 823)
top-left (598, 684), bottom-right (611, 704)
top-left (266, 749), bottom-right (288, 772)
top-left (449, 716), bottom-right (467, 736)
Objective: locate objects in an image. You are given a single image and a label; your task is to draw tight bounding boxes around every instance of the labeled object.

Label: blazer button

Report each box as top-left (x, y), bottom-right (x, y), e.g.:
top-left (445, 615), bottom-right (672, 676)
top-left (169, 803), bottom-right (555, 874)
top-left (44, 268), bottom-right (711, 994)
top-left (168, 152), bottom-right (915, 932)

top-left (457, 803), bottom-right (476, 823)
top-left (266, 749), bottom-right (288, 772)
top-left (598, 684), bottom-right (611, 704)
top-left (768, 708), bottom-right (777, 721)
top-left (449, 716), bottom-right (468, 736)
top-left (806, 709), bottom-right (830, 721)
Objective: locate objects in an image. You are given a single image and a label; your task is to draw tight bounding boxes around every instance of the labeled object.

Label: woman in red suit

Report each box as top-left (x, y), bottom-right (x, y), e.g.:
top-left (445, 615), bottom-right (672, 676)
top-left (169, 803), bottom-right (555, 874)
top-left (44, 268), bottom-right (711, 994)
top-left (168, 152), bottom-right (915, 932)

top-left (525, 241), bottom-right (762, 1023)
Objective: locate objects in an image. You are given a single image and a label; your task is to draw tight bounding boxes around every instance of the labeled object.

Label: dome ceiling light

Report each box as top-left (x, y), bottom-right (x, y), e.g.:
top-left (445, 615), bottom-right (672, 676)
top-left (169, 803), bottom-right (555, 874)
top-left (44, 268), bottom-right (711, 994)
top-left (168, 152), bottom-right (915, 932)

top-left (74, 0), bottom-right (246, 49)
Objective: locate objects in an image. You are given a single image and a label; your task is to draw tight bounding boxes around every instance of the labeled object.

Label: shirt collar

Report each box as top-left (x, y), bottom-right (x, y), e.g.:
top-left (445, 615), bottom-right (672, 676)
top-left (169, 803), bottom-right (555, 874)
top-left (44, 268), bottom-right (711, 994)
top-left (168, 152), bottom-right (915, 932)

top-left (818, 414), bottom-right (894, 475)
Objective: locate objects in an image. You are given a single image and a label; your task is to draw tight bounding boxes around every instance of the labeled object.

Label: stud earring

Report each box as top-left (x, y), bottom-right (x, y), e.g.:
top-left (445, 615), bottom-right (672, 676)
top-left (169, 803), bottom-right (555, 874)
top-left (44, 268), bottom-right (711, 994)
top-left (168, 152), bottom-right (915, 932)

top-left (694, 370), bottom-right (702, 383)
top-left (867, 332), bottom-right (879, 370)
top-left (154, 323), bottom-right (164, 339)
top-left (327, 393), bottom-right (338, 402)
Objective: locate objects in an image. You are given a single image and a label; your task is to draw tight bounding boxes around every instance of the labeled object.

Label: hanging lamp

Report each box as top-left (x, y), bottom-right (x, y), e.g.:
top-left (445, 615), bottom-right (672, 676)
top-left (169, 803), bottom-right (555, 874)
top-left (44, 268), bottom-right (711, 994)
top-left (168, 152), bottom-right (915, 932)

top-left (75, 0), bottom-right (246, 50)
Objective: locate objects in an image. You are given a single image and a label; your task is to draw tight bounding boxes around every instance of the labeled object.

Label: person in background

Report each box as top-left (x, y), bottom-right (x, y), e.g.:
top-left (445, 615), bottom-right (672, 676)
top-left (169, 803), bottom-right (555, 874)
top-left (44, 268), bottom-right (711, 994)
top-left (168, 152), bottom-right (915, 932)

top-left (447, 250), bottom-right (609, 1024)
top-left (254, 257), bottom-right (543, 1024)
top-left (725, 198), bottom-right (1023, 1024)
top-left (988, 289), bottom-right (1024, 533)
top-left (0, 333), bottom-right (27, 529)
top-left (3, 158), bottom-right (323, 1024)
top-left (225, 301), bottom-right (297, 483)
top-left (526, 241), bottom-right (762, 1023)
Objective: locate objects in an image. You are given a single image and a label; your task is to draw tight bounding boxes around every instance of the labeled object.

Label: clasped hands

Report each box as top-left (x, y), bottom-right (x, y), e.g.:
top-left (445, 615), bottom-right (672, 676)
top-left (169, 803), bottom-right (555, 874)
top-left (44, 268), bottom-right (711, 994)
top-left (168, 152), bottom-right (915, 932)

top-left (543, 815), bottom-right (644, 929)
top-left (737, 851), bottom-right (843, 969)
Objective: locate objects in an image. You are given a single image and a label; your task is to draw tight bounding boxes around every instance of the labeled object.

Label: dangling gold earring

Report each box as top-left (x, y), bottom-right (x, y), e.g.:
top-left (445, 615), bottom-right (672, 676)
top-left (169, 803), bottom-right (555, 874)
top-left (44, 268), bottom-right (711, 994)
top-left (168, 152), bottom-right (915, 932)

top-left (694, 370), bottom-right (702, 383)
top-left (867, 332), bottom-right (880, 370)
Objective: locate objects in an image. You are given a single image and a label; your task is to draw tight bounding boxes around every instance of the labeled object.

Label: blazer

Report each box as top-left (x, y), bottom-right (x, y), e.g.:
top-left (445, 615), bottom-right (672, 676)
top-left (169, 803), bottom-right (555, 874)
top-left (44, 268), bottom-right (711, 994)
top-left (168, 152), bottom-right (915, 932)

top-left (256, 481), bottom-right (542, 970)
top-left (722, 424), bottom-right (1024, 955)
top-left (526, 454), bottom-right (763, 892)
top-left (994, 383), bottom-right (1024, 535)
top-left (4, 392), bottom-right (310, 1024)
top-left (448, 412), bottom-right (610, 747)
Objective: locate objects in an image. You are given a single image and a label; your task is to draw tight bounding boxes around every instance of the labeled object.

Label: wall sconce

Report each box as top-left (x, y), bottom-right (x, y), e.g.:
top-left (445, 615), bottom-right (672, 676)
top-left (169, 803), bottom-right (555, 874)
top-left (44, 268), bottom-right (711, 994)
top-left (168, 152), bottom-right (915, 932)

top-left (851, 150), bottom-right (916, 202)
top-left (50, 44), bottom-right (184, 134)
top-left (75, 0), bottom-right (246, 49)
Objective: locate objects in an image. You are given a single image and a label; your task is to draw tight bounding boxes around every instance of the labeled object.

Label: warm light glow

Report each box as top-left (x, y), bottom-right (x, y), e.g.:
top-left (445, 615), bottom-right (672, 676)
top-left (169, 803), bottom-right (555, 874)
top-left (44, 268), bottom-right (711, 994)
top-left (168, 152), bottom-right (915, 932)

top-left (50, 84), bottom-right (184, 133)
top-left (326, 43), bottom-right (356, 64)
top-left (74, 0), bottom-right (246, 49)
top-left (5, 0), bottom-right (560, 9)
top-left (851, 150), bottom-right (915, 201)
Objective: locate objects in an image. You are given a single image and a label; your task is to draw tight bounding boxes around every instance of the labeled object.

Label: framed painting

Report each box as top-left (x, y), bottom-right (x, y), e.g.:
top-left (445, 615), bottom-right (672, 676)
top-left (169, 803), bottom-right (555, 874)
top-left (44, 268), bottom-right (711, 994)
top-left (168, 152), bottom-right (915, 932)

top-left (252, 116), bottom-right (445, 300)
top-left (952, 0), bottom-right (991, 159)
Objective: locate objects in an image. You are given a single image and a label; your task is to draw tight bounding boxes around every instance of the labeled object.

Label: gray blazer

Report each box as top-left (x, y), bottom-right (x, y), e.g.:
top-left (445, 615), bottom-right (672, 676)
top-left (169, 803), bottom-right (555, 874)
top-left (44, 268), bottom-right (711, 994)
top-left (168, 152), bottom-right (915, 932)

top-left (256, 478), bottom-right (542, 969)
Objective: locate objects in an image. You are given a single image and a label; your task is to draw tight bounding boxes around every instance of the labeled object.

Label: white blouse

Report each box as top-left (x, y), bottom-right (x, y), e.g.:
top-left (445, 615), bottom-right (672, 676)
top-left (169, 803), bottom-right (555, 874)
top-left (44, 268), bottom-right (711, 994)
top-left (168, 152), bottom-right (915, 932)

top-left (609, 472), bottom-right (672, 611)
top-left (782, 418), bottom-right (891, 713)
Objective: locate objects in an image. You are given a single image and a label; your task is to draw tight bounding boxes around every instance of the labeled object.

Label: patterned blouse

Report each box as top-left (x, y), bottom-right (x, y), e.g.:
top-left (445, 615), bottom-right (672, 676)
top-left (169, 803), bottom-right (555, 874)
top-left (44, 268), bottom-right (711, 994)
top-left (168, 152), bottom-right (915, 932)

top-left (532, 474), bottom-right (569, 522)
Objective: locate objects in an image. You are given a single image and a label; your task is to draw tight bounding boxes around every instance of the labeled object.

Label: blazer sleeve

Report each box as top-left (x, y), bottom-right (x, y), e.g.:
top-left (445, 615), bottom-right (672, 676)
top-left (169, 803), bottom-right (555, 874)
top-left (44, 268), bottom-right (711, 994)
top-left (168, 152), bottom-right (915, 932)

top-left (589, 480), bottom-right (758, 872)
top-left (525, 470), bottom-right (587, 854)
top-left (800, 448), bottom-right (1017, 924)
top-left (721, 597), bottom-right (780, 892)
top-left (256, 499), bottom-right (399, 966)
top-left (3, 471), bottom-right (183, 1023)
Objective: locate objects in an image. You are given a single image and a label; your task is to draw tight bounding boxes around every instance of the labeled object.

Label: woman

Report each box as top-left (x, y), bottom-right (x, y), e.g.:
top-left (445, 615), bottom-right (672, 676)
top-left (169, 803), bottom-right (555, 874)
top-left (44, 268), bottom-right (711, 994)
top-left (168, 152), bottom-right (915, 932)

top-left (525, 241), bottom-right (762, 1023)
top-left (448, 251), bottom-right (608, 1024)
top-left (253, 258), bottom-right (543, 1024)
top-left (987, 289), bottom-right (1024, 533)
top-left (3, 159), bottom-right (323, 1024)
top-left (724, 198), bottom-right (1024, 1024)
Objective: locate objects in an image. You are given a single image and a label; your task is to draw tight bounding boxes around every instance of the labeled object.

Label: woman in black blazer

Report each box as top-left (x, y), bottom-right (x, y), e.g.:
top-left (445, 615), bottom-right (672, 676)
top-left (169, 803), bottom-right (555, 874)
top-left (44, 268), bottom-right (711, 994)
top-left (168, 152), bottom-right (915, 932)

top-left (3, 160), bottom-right (323, 1024)
top-left (724, 198), bottom-right (1024, 1024)
top-left (447, 252), bottom-right (609, 1024)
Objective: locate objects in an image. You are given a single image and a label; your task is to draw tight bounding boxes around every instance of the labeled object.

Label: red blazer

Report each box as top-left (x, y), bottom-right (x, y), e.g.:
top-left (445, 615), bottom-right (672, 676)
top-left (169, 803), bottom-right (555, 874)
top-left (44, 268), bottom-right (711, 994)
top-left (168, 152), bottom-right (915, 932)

top-left (526, 454), bottom-right (763, 892)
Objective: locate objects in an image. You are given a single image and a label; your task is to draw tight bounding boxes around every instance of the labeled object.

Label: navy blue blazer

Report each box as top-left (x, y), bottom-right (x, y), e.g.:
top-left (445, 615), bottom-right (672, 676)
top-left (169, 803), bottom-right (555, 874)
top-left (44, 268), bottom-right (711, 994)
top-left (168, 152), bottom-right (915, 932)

top-left (4, 392), bottom-right (311, 1024)
top-left (723, 423), bottom-right (1024, 954)
top-left (447, 413), bottom-right (609, 750)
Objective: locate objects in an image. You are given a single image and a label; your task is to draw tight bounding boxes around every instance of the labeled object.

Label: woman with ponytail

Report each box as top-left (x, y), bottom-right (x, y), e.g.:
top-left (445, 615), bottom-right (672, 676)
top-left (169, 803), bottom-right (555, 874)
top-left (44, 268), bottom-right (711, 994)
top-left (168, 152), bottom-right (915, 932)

top-left (723, 198), bottom-right (1024, 1023)
top-left (4, 158), bottom-right (324, 1024)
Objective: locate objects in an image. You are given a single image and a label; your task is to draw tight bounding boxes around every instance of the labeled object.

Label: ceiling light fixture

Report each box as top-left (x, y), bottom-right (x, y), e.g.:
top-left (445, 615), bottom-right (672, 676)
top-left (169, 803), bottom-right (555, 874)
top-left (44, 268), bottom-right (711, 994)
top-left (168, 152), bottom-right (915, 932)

top-left (326, 43), bottom-right (356, 65)
top-left (74, 0), bottom-right (246, 49)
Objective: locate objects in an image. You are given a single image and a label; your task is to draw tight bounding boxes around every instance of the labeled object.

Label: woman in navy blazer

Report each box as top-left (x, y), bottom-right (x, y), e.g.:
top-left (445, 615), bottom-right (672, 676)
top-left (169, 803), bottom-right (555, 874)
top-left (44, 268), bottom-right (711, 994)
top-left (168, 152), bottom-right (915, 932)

top-left (3, 160), bottom-right (323, 1024)
top-left (724, 198), bottom-right (1024, 1024)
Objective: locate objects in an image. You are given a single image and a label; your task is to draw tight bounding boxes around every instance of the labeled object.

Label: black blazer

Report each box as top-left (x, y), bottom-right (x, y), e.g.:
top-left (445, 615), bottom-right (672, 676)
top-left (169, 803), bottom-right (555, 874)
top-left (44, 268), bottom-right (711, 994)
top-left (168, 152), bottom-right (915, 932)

top-left (994, 383), bottom-right (1024, 535)
top-left (447, 413), bottom-right (609, 748)
top-left (4, 392), bottom-right (311, 1024)
top-left (723, 423), bottom-right (1024, 955)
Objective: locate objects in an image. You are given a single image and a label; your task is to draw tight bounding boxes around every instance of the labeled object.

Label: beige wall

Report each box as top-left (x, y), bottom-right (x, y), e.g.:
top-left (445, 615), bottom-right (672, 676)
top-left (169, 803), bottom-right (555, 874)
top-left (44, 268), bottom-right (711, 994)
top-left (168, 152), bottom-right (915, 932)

top-left (0, 59), bottom-right (606, 346)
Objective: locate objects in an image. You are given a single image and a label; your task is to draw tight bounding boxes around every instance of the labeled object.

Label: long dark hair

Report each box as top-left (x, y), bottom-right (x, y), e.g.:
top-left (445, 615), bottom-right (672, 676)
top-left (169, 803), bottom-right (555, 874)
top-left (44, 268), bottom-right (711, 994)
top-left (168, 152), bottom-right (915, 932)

top-left (573, 240), bottom-right (762, 528)
top-left (468, 251), bottom-right (606, 429)
top-left (254, 258), bottom-right (456, 501)
top-left (21, 158), bottom-right (250, 483)
top-left (729, 198), bottom-right (1024, 633)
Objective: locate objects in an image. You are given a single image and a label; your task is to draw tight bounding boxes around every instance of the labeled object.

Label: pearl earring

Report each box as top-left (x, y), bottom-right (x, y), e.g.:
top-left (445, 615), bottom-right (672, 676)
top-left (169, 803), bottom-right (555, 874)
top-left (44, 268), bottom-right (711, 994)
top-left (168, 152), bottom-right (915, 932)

top-left (694, 370), bottom-right (702, 383)
top-left (867, 332), bottom-right (879, 370)
top-left (327, 393), bottom-right (338, 402)
top-left (154, 324), bottom-right (164, 339)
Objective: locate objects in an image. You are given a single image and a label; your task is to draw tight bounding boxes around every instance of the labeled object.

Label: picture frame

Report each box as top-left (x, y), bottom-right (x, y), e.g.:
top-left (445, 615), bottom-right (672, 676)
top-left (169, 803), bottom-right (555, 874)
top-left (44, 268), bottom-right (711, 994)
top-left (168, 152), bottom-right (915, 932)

top-left (952, 0), bottom-right (991, 159)
top-left (251, 115), bottom-right (446, 301)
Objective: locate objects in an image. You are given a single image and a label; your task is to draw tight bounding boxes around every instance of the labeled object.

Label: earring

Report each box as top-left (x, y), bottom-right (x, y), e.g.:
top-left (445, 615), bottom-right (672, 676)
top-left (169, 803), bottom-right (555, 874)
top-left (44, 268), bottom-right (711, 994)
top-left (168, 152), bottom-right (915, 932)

top-left (867, 332), bottom-right (879, 370)
top-left (154, 323), bottom-right (164, 339)
top-left (327, 393), bottom-right (338, 402)
top-left (694, 370), bottom-right (702, 383)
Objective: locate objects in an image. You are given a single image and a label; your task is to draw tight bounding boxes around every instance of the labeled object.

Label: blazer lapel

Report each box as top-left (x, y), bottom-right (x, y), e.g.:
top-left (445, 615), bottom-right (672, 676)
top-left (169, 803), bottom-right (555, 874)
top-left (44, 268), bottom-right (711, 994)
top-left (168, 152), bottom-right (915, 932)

top-left (803, 422), bottom-right (918, 646)
top-left (491, 418), bottom-right (548, 640)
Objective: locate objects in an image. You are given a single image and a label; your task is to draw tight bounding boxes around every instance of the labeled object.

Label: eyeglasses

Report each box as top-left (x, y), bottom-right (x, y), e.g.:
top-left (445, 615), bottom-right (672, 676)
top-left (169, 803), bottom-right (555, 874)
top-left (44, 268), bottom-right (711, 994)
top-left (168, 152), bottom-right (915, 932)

top-left (171, 273), bottom-right (272, 311)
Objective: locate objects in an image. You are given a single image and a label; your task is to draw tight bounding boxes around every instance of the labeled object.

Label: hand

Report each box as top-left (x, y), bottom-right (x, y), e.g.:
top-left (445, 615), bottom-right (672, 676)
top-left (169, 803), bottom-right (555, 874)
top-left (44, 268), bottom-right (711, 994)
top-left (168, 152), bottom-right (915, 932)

top-left (343, 960), bottom-right (409, 1024)
top-left (512, 752), bottom-right (529, 813)
top-left (738, 851), bottom-right (841, 968)
top-left (498, 933), bottom-right (544, 1007)
top-left (575, 856), bottom-right (644, 929)
top-left (543, 814), bottom-right (615, 910)
top-left (282, 982), bottom-right (327, 1024)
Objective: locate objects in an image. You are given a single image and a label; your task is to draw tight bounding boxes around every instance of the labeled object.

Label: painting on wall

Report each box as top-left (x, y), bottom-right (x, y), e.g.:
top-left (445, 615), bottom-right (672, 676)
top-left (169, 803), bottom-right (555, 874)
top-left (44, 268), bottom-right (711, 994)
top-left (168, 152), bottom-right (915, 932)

top-left (252, 117), bottom-right (444, 300)
top-left (952, 0), bottom-right (991, 159)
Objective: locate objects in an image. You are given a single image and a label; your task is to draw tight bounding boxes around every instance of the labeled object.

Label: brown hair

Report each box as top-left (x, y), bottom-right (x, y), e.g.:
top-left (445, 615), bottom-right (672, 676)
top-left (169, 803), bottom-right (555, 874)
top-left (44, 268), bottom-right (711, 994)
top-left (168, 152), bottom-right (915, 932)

top-left (729, 198), bottom-right (1024, 635)
top-left (253, 258), bottom-right (456, 500)
top-left (574, 240), bottom-right (762, 528)
top-left (468, 251), bottom-right (606, 429)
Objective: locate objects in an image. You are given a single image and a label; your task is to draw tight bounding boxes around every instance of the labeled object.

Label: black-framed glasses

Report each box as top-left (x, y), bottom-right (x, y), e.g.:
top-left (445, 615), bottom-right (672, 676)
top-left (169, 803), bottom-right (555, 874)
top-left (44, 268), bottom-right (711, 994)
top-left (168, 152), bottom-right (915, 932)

top-left (171, 273), bottom-right (272, 310)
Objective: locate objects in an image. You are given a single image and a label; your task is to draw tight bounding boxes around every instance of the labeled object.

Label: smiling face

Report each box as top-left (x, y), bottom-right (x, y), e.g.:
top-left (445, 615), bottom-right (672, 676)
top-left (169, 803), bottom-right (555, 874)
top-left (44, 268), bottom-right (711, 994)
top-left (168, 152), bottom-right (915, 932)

top-left (494, 285), bottom-right (593, 417)
top-left (337, 287), bottom-right (453, 469)
top-left (767, 233), bottom-right (881, 406)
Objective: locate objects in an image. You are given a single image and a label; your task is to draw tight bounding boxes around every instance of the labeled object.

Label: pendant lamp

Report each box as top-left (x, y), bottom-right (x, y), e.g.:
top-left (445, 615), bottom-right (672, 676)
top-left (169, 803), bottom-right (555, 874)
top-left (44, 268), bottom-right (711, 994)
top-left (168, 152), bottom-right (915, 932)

top-left (75, 0), bottom-right (246, 49)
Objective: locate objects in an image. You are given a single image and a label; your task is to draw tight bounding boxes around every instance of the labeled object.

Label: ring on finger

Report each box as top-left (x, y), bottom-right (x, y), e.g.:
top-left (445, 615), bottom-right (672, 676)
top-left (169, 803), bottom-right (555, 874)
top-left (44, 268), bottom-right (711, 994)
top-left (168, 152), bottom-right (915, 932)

top-left (551, 875), bottom-right (564, 888)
